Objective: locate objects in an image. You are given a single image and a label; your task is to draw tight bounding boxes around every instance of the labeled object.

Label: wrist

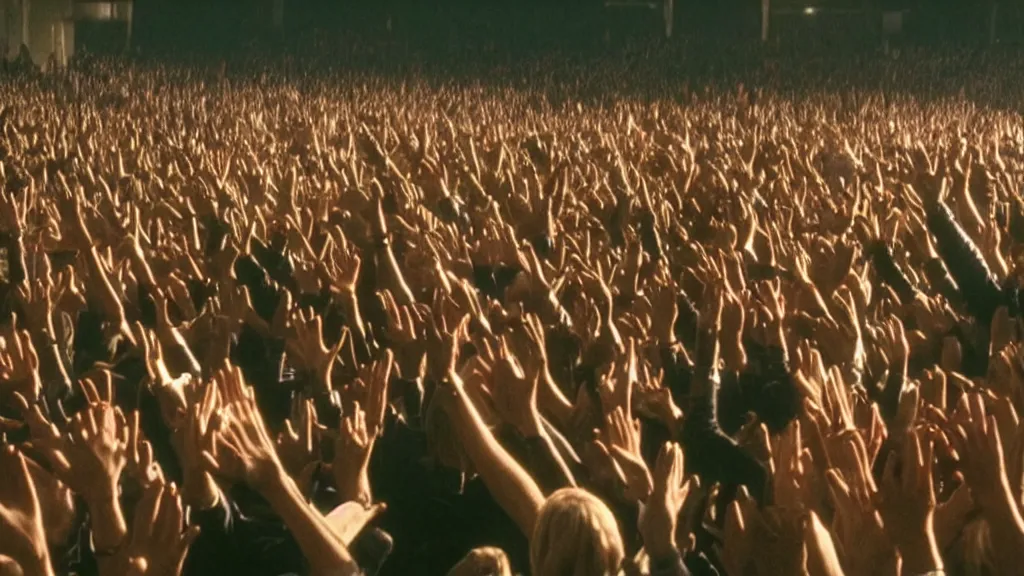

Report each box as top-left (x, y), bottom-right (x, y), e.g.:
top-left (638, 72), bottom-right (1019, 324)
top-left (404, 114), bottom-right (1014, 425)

top-left (312, 363), bottom-right (335, 393)
top-left (646, 540), bottom-right (680, 565)
top-left (396, 352), bottom-right (424, 381)
top-left (513, 411), bottom-right (544, 438)
top-left (899, 531), bottom-right (942, 574)
top-left (722, 343), bottom-right (747, 371)
top-left (12, 548), bottom-right (54, 576)
top-left (87, 493), bottom-right (127, 551)
top-left (336, 470), bottom-right (372, 505)
top-left (253, 460), bottom-right (290, 496)
top-left (538, 372), bottom-right (573, 426)
top-left (975, 480), bottom-right (1017, 515)
top-left (183, 470), bottom-right (220, 510)
top-left (333, 288), bottom-right (359, 310)
top-left (84, 480), bottom-right (121, 507)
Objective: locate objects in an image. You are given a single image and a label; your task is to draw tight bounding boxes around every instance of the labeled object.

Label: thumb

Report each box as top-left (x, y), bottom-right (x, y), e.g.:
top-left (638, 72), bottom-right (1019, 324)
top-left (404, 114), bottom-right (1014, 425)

top-left (282, 419), bottom-right (299, 442)
top-left (200, 451), bottom-right (222, 476)
top-left (182, 525), bottom-right (202, 548)
top-left (608, 444), bottom-right (646, 476)
top-left (298, 461), bottom-right (320, 494)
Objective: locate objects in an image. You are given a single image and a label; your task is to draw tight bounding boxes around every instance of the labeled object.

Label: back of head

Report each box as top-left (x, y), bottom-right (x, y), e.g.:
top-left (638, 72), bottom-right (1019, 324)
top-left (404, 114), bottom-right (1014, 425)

top-left (446, 547), bottom-right (513, 576)
top-left (531, 488), bottom-right (624, 576)
top-left (0, 556), bottom-right (23, 576)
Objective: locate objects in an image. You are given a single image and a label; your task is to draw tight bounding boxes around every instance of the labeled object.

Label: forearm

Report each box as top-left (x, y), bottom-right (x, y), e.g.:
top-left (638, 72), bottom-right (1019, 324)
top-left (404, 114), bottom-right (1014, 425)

top-left (450, 382), bottom-right (544, 537)
top-left (980, 489), bottom-right (1024, 575)
top-left (879, 359), bottom-right (906, 426)
top-left (804, 513), bottom-right (846, 576)
top-left (334, 467), bottom-right (372, 506)
top-left (127, 245), bottom-right (158, 290)
top-left (11, 550), bottom-right (54, 576)
top-left (926, 204), bottom-right (1001, 323)
top-left (647, 548), bottom-right (691, 576)
top-left (689, 309), bottom-right (721, 404)
top-left (375, 245), bottom-right (414, 307)
top-left (83, 248), bottom-right (127, 328)
top-left (87, 494), bottom-right (128, 552)
top-left (35, 340), bottom-right (71, 398)
top-left (952, 181), bottom-right (986, 246)
top-left (798, 280), bottom-right (834, 320)
top-left (537, 372), bottom-right (574, 430)
top-left (898, 532), bottom-right (942, 575)
top-left (159, 328), bottom-right (202, 377)
top-left (517, 424), bottom-right (577, 494)
top-left (922, 258), bottom-right (961, 305)
top-left (260, 467), bottom-right (361, 576)
top-left (182, 468), bottom-right (220, 510)
top-left (870, 244), bottom-right (918, 304)
top-left (333, 291), bottom-right (370, 363)
top-left (7, 235), bottom-right (26, 286)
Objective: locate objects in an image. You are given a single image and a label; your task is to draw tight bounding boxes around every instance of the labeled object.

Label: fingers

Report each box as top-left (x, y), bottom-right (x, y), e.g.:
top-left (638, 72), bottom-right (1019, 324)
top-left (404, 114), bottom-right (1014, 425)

top-left (131, 481), bottom-right (163, 546)
top-left (825, 468), bottom-right (855, 513)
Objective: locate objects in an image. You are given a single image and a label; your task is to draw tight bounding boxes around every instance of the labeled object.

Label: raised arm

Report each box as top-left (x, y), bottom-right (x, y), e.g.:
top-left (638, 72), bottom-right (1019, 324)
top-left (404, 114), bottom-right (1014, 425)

top-left (440, 320), bottom-right (545, 538)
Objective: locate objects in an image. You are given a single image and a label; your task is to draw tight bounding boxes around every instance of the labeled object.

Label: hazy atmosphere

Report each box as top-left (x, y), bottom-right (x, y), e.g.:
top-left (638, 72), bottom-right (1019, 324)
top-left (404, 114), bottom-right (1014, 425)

top-left (0, 2), bottom-right (1022, 576)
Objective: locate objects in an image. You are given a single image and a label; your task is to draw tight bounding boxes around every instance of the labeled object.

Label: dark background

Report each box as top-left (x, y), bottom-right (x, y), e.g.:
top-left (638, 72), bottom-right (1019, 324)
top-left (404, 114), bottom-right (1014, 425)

top-left (124, 0), bottom-right (1020, 57)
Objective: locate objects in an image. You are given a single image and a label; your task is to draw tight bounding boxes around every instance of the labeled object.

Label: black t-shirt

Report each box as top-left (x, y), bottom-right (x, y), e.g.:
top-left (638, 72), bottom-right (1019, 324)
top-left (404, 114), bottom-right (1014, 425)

top-left (370, 415), bottom-right (530, 576)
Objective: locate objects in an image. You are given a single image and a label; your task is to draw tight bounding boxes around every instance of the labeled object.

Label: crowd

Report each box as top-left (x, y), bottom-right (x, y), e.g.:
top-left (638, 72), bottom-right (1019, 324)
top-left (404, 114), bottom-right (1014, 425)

top-left (0, 46), bottom-right (1023, 576)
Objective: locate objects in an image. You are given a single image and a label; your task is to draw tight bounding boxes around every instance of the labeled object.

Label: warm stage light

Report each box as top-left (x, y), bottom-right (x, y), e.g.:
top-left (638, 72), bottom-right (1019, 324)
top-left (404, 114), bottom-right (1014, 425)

top-left (804, 6), bottom-right (817, 15)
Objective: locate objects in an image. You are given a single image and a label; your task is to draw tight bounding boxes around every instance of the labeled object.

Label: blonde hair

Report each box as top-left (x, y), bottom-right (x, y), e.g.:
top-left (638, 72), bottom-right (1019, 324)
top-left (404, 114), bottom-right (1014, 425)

top-left (531, 488), bottom-right (625, 576)
top-left (961, 517), bottom-right (995, 576)
top-left (0, 556), bottom-right (23, 576)
top-left (446, 547), bottom-right (513, 576)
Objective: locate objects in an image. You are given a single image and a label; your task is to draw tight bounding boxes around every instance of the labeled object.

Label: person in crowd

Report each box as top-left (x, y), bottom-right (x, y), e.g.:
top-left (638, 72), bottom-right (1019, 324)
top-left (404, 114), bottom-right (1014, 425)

top-left (1, 46), bottom-right (1023, 576)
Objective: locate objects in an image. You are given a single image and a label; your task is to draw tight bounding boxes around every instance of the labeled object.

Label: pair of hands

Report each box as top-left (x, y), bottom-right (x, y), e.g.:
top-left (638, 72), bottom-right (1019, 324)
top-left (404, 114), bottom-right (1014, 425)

top-left (10, 374), bottom-right (197, 576)
top-left (205, 351), bottom-right (392, 507)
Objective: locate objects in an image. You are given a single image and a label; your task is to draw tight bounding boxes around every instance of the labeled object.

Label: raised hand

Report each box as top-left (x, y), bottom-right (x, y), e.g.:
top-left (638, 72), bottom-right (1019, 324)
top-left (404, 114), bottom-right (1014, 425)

top-left (353, 350), bottom-right (394, 438)
top-left (276, 397), bottom-right (321, 482)
top-left (875, 427), bottom-right (942, 574)
top-left (597, 338), bottom-right (637, 420)
top-left (331, 403), bottom-right (375, 506)
top-left (944, 393), bottom-right (1017, 512)
top-left (180, 381), bottom-right (220, 508)
top-left (825, 463), bottom-right (896, 575)
top-left (719, 286), bottom-right (747, 370)
top-left (640, 442), bottom-right (695, 560)
top-left (485, 342), bottom-right (542, 437)
top-left (122, 482), bottom-right (201, 576)
top-left (601, 406), bottom-right (651, 502)
top-left (323, 238), bottom-right (362, 296)
top-left (126, 411), bottom-right (165, 490)
top-left (934, 394), bottom-right (1024, 576)
top-left (0, 324), bottom-right (41, 403)
top-left (203, 364), bottom-right (284, 491)
top-left (0, 447), bottom-right (54, 576)
top-left (719, 486), bottom-right (809, 576)
top-left (378, 290), bottom-right (427, 380)
top-left (286, 309), bottom-right (347, 393)
top-left (0, 191), bottom-right (27, 237)
top-left (133, 322), bottom-right (175, 389)
top-left (57, 401), bottom-right (130, 503)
